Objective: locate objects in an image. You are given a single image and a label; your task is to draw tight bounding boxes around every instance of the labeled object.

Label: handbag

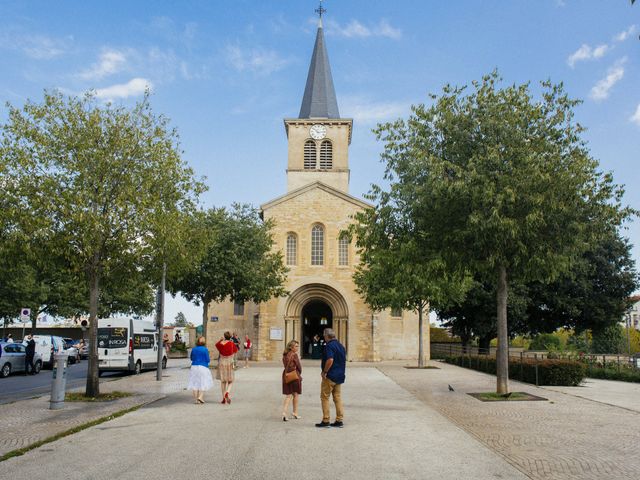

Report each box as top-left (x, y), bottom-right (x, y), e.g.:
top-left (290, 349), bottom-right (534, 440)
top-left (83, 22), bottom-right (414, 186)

top-left (284, 354), bottom-right (300, 384)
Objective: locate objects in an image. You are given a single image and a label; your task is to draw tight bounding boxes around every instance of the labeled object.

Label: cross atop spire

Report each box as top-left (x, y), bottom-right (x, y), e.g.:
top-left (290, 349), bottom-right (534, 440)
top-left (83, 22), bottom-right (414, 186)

top-left (315, 1), bottom-right (326, 28)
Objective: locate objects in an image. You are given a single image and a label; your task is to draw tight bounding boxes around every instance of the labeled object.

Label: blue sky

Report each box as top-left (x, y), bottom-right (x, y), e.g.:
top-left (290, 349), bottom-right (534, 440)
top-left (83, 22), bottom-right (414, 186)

top-left (1, 1), bottom-right (639, 324)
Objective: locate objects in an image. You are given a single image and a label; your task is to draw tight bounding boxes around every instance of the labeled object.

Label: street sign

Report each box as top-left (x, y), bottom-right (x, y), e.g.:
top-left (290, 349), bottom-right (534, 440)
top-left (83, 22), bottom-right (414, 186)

top-left (20, 308), bottom-right (30, 322)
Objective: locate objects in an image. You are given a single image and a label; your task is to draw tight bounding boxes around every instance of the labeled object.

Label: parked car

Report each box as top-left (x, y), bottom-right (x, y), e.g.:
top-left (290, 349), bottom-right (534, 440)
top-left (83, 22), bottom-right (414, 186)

top-left (63, 338), bottom-right (81, 364)
top-left (0, 342), bottom-right (43, 377)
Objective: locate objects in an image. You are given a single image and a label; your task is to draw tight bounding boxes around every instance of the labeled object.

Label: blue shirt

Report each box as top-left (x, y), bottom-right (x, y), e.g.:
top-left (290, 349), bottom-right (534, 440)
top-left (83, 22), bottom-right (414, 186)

top-left (190, 345), bottom-right (210, 367)
top-left (321, 339), bottom-right (346, 384)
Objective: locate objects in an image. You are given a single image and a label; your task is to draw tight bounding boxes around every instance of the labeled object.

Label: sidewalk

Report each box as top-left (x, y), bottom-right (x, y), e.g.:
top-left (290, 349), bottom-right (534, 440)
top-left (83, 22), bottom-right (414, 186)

top-left (379, 361), bottom-right (640, 480)
top-left (2, 362), bottom-right (527, 480)
top-left (0, 358), bottom-right (190, 458)
top-left (1, 360), bottom-right (639, 479)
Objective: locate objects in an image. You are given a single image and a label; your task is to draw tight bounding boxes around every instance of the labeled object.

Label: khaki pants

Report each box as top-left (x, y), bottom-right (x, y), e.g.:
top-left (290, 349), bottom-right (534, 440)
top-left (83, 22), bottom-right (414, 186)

top-left (320, 377), bottom-right (344, 422)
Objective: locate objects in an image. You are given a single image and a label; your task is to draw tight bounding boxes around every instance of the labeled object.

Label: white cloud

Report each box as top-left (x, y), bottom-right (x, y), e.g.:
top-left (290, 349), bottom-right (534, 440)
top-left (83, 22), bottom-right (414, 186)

top-left (225, 45), bottom-right (290, 75)
top-left (630, 104), bottom-right (640, 127)
top-left (95, 78), bottom-right (151, 100)
top-left (567, 43), bottom-right (609, 68)
top-left (326, 19), bottom-right (402, 40)
top-left (614, 25), bottom-right (637, 42)
top-left (589, 57), bottom-right (626, 101)
top-left (79, 49), bottom-right (127, 81)
top-left (0, 31), bottom-right (72, 59)
top-left (341, 96), bottom-right (408, 125)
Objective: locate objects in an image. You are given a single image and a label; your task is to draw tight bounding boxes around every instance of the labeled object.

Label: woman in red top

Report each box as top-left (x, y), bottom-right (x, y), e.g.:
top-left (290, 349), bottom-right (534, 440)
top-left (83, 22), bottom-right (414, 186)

top-left (281, 340), bottom-right (302, 421)
top-left (215, 331), bottom-right (239, 404)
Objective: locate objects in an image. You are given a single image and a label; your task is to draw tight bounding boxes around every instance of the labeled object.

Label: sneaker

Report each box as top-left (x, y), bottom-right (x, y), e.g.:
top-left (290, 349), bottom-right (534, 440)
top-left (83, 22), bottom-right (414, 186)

top-left (315, 421), bottom-right (331, 428)
top-left (330, 421), bottom-right (344, 428)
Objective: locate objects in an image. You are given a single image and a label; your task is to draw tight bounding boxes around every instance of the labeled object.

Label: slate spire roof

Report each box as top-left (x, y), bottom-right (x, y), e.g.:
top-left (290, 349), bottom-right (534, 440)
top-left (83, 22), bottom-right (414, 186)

top-left (299, 18), bottom-right (340, 119)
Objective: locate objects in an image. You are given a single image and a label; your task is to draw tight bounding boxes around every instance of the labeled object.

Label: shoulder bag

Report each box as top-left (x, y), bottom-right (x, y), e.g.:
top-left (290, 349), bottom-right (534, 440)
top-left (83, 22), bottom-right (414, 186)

top-left (284, 354), bottom-right (300, 384)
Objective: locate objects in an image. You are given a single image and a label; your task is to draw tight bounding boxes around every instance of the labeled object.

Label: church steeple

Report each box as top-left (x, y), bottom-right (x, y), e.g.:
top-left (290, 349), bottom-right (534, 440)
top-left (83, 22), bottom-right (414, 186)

top-left (299, 3), bottom-right (339, 119)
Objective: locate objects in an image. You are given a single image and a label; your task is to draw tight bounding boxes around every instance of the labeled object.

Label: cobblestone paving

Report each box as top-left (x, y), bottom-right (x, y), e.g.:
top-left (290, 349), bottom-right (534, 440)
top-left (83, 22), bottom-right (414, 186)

top-left (0, 360), bottom-right (190, 457)
top-left (379, 362), bottom-right (640, 480)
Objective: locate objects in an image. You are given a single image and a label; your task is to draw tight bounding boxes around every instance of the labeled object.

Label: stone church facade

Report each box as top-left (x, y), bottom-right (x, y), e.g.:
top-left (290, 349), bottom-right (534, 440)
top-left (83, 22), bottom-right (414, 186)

top-left (205, 16), bottom-right (428, 363)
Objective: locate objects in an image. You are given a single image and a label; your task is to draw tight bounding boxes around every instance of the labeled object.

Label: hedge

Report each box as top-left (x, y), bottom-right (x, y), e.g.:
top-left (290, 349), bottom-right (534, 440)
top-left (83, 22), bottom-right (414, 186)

top-left (442, 354), bottom-right (586, 386)
top-left (585, 366), bottom-right (640, 383)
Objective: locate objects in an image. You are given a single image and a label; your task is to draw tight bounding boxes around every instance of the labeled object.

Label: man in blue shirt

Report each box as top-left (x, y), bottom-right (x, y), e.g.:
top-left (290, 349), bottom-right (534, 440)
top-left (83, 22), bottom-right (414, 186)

top-left (316, 328), bottom-right (346, 428)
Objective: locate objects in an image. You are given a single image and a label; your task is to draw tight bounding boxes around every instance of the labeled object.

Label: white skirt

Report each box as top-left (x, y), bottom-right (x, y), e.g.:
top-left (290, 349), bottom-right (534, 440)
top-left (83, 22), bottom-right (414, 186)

top-left (188, 365), bottom-right (214, 391)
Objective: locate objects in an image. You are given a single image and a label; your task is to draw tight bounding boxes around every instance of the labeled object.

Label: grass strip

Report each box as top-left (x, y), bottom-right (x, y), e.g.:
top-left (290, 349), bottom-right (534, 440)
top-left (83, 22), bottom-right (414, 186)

top-left (65, 391), bottom-right (133, 402)
top-left (0, 404), bottom-right (141, 463)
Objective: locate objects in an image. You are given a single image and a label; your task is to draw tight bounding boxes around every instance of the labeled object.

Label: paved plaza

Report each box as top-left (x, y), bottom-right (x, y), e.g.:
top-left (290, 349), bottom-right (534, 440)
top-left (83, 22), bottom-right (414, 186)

top-left (1, 360), bottom-right (639, 480)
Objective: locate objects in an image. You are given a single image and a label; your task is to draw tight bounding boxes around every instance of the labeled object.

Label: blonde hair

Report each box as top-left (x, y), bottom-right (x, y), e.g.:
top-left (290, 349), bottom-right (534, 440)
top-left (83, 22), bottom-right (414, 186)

top-left (197, 336), bottom-right (206, 346)
top-left (283, 340), bottom-right (299, 355)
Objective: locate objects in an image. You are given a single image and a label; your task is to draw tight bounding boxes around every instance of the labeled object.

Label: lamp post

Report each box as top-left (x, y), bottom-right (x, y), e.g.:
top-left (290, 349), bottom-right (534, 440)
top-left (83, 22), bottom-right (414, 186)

top-left (626, 311), bottom-right (632, 358)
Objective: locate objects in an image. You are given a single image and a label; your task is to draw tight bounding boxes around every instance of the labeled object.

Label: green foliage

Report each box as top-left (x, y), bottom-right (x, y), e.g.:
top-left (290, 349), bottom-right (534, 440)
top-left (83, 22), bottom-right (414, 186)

top-left (1, 90), bottom-right (204, 396)
top-left (372, 71), bottom-right (634, 392)
top-left (529, 333), bottom-right (562, 351)
top-left (585, 364), bottom-right (640, 383)
top-left (430, 325), bottom-right (459, 343)
top-left (173, 312), bottom-right (188, 327)
top-left (171, 204), bottom-right (288, 323)
top-left (442, 355), bottom-right (586, 386)
top-left (170, 342), bottom-right (187, 352)
top-left (591, 324), bottom-right (626, 354)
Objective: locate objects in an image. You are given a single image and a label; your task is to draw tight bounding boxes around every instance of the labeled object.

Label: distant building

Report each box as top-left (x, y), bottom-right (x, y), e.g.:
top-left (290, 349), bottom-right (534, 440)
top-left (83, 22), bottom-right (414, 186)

top-left (627, 295), bottom-right (640, 330)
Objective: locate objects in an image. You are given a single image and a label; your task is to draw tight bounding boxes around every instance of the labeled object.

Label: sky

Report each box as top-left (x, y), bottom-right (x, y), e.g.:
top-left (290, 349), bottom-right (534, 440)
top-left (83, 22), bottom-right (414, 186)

top-left (1, 0), bottom-right (639, 325)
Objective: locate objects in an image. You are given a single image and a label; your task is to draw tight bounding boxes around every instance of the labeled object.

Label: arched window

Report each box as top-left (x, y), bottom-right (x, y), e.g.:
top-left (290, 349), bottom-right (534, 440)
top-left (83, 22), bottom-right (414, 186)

top-left (286, 233), bottom-right (297, 266)
top-left (311, 224), bottom-right (324, 265)
top-left (304, 140), bottom-right (317, 169)
top-left (338, 234), bottom-right (349, 266)
top-left (319, 140), bottom-right (333, 169)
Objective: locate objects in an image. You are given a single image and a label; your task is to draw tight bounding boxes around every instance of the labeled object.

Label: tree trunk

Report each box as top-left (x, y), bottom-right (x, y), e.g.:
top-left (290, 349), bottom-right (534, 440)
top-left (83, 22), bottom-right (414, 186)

top-left (418, 303), bottom-right (424, 368)
top-left (202, 296), bottom-right (209, 340)
top-left (496, 265), bottom-right (509, 394)
top-left (478, 335), bottom-right (492, 355)
top-left (85, 270), bottom-right (100, 397)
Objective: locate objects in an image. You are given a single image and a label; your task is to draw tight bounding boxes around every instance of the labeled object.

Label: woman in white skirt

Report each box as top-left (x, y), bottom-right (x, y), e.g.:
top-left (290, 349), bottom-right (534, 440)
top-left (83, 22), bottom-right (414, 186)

top-left (188, 336), bottom-right (213, 404)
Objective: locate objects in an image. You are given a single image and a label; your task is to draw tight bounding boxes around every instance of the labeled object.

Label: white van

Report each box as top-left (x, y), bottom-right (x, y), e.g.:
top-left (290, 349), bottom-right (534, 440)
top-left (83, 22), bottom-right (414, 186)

top-left (98, 318), bottom-right (167, 376)
top-left (32, 335), bottom-right (66, 369)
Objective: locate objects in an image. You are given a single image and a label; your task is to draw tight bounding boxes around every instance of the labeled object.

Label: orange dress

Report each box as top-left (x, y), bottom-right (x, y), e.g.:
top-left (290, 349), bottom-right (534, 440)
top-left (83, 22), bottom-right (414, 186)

top-left (282, 351), bottom-right (302, 395)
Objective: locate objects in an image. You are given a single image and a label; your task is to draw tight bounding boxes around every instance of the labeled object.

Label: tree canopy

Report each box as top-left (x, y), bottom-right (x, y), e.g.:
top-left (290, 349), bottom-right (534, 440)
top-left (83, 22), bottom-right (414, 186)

top-left (170, 204), bottom-right (288, 329)
top-left (372, 71), bottom-right (634, 393)
top-left (1, 90), bottom-right (204, 396)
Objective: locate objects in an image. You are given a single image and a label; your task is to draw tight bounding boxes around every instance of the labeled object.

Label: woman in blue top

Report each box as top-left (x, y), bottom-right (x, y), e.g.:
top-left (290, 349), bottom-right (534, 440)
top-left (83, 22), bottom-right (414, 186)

top-left (187, 336), bottom-right (213, 404)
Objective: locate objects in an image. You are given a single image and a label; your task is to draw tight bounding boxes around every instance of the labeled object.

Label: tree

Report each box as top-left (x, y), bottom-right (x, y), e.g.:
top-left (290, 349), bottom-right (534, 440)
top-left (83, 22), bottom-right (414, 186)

top-left (351, 202), bottom-right (468, 367)
top-left (591, 324), bottom-right (626, 354)
top-left (373, 72), bottom-right (634, 393)
top-left (171, 204), bottom-right (288, 329)
top-left (174, 312), bottom-right (188, 327)
top-left (1, 90), bottom-right (203, 396)
top-left (525, 228), bottom-right (638, 334)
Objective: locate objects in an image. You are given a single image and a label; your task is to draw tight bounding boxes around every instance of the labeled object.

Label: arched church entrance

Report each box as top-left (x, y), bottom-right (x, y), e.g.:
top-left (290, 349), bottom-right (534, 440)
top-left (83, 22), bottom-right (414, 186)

top-left (283, 283), bottom-right (349, 358)
top-left (301, 300), bottom-right (332, 359)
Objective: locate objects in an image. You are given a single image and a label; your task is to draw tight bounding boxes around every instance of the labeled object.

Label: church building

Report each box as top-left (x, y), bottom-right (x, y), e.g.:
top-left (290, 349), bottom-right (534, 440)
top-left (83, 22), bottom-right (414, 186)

top-left (205, 12), bottom-right (428, 363)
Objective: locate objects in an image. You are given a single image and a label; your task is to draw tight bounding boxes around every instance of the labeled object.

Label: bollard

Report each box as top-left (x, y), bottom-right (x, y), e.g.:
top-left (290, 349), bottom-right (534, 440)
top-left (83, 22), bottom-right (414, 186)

top-left (50, 353), bottom-right (69, 410)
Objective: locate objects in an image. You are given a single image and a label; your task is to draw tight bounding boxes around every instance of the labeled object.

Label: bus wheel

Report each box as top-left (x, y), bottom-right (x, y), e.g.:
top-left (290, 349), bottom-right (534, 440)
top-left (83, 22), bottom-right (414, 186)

top-left (134, 361), bottom-right (142, 375)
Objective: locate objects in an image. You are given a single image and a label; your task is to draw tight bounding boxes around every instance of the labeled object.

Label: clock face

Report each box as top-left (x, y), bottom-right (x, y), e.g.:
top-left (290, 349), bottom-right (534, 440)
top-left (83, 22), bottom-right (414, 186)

top-left (309, 124), bottom-right (327, 140)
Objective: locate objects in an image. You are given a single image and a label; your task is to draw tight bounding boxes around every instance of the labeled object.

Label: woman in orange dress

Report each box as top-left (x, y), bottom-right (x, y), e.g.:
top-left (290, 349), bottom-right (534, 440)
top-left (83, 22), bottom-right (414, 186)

top-left (281, 340), bottom-right (302, 421)
top-left (215, 331), bottom-right (239, 404)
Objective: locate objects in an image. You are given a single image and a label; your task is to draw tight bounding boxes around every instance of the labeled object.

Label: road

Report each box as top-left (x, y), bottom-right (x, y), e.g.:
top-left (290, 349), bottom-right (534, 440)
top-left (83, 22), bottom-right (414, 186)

top-left (0, 361), bottom-right (127, 404)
